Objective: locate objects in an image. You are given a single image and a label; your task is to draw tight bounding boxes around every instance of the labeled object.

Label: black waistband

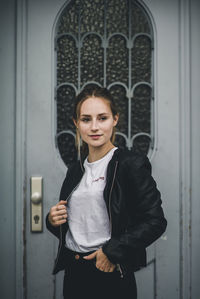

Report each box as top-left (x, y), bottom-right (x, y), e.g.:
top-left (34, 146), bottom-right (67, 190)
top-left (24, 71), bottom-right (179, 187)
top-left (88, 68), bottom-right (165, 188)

top-left (65, 247), bottom-right (95, 260)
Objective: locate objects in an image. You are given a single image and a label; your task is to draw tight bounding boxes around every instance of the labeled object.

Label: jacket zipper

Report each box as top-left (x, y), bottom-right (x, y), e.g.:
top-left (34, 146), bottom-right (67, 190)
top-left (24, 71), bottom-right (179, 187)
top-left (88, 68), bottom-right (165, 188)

top-left (108, 161), bottom-right (124, 278)
top-left (108, 161), bottom-right (118, 232)
top-left (117, 264), bottom-right (124, 278)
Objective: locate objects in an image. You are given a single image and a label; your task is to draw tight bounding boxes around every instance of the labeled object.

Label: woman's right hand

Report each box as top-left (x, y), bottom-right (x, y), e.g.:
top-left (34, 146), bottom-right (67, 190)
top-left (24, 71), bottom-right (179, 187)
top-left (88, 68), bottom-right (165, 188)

top-left (48, 200), bottom-right (67, 227)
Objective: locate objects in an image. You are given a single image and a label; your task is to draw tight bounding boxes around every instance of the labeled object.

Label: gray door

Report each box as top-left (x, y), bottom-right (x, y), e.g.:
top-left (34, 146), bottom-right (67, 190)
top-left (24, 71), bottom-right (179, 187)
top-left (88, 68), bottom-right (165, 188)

top-left (25, 0), bottom-right (181, 298)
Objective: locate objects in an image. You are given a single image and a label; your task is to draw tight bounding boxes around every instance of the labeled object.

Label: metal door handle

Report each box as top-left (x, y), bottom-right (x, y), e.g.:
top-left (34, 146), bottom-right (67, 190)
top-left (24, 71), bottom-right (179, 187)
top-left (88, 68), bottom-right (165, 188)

top-left (31, 192), bottom-right (42, 205)
top-left (31, 177), bottom-right (43, 232)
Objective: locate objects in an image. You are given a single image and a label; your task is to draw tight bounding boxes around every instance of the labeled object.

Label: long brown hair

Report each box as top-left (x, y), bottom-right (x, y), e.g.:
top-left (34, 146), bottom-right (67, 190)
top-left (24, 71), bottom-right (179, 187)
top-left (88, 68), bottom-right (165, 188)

top-left (73, 85), bottom-right (119, 158)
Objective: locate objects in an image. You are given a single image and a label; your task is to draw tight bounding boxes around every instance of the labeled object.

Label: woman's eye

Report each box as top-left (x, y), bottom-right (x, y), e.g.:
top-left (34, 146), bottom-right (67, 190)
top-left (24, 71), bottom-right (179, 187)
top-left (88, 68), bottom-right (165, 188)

top-left (99, 116), bottom-right (107, 121)
top-left (81, 118), bottom-right (90, 122)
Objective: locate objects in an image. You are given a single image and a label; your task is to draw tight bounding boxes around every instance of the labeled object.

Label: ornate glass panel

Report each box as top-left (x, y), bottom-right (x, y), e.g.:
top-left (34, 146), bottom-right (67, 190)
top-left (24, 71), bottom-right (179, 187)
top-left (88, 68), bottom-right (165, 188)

top-left (132, 35), bottom-right (152, 85)
top-left (55, 0), bottom-right (154, 166)
top-left (107, 36), bottom-right (129, 86)
top-left (80, 0), bottom-right (105, 35)
top-left (106, 0), bottom-right (129, 36)
top-left (57, 36), bottom-right (78, 86)
top-left (81, 35), bottom-right (104, 85)
top-left (109, 85), bottom-right (128, 136)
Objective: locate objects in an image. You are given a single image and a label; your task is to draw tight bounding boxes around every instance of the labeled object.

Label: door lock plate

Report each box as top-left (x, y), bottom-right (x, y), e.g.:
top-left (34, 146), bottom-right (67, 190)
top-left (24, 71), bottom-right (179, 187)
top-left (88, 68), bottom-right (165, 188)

top-left (31, 177), bottom-right (43, 232)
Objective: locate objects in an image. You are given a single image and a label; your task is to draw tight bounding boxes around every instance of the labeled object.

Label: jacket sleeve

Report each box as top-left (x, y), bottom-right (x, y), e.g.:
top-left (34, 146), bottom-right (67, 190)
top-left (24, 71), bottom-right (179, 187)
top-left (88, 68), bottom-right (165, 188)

top-left (102, 155), bottom-right (167, 264)
top-left (46, 213), bottom-right (60, 239)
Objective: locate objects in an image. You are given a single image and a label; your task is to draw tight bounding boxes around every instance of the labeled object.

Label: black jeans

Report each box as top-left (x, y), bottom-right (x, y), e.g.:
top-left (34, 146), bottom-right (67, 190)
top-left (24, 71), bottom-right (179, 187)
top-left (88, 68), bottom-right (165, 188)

top-left (63, 251), bottom-right (137, 299)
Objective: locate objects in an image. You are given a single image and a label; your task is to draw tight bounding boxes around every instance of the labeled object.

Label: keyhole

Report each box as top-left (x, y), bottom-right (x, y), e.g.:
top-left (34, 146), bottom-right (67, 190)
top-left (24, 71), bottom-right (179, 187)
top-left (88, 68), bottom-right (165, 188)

top-left (34, 215), bottom-right (40, 224)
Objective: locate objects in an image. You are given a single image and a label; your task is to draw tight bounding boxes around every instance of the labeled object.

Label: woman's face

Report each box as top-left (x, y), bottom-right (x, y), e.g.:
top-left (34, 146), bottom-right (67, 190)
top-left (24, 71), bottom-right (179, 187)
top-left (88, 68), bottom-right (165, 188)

top-left (76, 96), bottom-right (118, 151)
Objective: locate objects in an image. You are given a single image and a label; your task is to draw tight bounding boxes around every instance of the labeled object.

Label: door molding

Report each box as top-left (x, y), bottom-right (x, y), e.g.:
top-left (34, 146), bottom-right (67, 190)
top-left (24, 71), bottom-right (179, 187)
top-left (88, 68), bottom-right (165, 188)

top-left (15, 0), bottom-right (27, 298)
top-left (179, 0), bottom-right (191, 298)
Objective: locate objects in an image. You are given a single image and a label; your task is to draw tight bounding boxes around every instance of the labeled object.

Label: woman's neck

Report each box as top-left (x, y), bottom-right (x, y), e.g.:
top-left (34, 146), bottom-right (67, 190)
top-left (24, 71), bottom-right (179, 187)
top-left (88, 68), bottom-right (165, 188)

top-left (88, 143), bottom-right (115, 163)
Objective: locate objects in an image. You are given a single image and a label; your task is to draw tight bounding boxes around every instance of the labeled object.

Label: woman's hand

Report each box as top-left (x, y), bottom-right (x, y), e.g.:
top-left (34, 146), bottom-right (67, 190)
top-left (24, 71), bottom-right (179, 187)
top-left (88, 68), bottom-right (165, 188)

top-left (48, 200), bottom-right (67, 227)
top-left (84, 248), bottom-right (116, 272)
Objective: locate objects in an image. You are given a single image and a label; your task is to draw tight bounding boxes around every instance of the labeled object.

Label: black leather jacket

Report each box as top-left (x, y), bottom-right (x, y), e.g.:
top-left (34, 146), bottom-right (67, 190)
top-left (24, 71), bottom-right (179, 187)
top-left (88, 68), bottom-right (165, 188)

top-left (46, 148), bottom-right (167, 276)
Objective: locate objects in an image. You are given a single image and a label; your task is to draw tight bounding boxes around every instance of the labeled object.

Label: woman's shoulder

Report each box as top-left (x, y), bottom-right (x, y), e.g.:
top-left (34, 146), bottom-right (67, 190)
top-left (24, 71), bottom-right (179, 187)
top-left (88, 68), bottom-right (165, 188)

top-left (65, 159), bottom-right (83, 177)
top-left (113, 147), bottom-right (150, 170)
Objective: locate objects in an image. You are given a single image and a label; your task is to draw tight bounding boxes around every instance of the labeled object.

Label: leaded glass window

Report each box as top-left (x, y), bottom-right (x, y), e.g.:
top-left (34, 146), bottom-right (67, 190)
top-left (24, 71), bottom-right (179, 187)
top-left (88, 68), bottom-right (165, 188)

top-left (55, 0), bottom-right (154, 166)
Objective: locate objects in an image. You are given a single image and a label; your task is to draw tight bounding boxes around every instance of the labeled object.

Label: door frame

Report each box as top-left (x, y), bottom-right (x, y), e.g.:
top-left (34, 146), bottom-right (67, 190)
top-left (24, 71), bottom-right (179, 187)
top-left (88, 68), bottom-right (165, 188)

top-left (179, 0), bottom-right (192, 298)
top-left (15, 0), bottom-right (27, 298)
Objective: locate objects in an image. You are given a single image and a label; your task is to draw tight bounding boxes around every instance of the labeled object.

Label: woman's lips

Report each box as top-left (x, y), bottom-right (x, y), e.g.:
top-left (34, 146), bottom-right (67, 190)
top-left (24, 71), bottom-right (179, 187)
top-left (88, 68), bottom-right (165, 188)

top-left (89, 135), bottom-right (102, 140)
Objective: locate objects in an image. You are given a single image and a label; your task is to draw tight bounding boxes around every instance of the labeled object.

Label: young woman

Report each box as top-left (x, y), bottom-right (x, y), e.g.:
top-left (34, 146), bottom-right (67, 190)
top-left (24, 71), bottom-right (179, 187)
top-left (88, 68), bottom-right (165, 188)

top-left (46, 86), bottom-right (167, 299)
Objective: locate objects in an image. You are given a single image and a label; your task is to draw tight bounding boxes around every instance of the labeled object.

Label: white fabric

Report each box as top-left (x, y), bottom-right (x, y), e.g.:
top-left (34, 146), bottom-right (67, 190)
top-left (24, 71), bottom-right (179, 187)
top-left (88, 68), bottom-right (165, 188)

top-left (65, 147), bottom-right (117, 253)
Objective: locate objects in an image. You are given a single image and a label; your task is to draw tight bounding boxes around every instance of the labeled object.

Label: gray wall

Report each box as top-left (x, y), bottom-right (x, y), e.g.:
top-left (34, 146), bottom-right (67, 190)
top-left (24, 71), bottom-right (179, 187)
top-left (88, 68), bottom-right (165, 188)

top-left (0, 1), bottom-right (16, 298)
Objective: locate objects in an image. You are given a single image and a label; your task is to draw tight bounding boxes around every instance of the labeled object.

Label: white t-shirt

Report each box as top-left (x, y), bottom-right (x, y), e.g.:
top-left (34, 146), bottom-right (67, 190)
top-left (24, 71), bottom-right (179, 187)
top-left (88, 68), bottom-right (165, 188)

top-left (65, 147), bottom-right (117, 253)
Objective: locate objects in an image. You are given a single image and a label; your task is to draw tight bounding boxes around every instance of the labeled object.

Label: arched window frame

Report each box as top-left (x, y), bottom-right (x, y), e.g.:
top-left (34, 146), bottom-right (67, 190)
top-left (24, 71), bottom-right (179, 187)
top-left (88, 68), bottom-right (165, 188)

top-left (54, 0), bottom-right (155, 166)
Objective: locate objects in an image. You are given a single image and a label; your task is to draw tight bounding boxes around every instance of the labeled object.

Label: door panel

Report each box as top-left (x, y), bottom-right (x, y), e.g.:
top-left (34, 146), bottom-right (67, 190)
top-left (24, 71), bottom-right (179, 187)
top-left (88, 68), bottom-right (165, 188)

top-left (26, 0), bottom-right (179, 298)
top-left (26, 1), bottom-right (66, 298)
top-left (136, 1), bottom-right (180, 298)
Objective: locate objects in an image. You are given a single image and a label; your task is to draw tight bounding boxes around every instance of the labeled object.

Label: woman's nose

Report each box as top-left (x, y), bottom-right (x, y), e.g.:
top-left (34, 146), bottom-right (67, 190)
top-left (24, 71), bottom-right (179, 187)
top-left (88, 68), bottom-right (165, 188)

top-left (91, 119), bottom-right (98, 131)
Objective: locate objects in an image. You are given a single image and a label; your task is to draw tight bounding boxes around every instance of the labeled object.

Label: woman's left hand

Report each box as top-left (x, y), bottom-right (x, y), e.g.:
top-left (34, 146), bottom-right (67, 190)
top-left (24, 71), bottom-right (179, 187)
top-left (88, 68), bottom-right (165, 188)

top-left (83, 248), bottom-right (116, 272)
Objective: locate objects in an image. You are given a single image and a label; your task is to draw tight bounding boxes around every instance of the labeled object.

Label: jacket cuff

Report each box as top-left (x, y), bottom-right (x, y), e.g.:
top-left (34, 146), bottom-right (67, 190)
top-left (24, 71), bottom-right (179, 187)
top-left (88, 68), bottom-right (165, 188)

top-left (102, 238), bottom-right (125, 264)
top-left (45, 213), bottom-right (60, 239)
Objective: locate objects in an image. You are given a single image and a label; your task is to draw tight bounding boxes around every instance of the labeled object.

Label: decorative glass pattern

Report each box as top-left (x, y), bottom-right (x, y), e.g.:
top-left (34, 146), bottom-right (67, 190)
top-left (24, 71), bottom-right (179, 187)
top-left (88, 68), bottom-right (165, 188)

top-left (107, 36), bottom-right (129, 86)
top-left (131, 84), bottom-right (151, 136)
top-left (106, 0), bottom-right (129, 36)
top-left (57, 85), bottom-right (76, 132)
top-left (132, 35), bottom-right (152, 85)
top-left (131, 2), bottom-right (151, 35)
top-left (81, 35), bottom-right (104, 85)
top-left (80, 0), bottom-right (105, 36)
top-left (57, 36), bottom-right (78, 86)
top-left (55, 0), bottom-right (154, 166)
top-left (109, 85), bottom-right (128, 136)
